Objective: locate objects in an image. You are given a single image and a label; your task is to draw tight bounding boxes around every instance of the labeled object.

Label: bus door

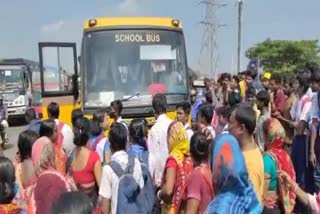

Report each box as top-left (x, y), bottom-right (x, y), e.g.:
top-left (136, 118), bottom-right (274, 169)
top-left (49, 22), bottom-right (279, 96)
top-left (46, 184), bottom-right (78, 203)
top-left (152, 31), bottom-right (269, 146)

top-left (38, 42), bottom-right (79, 125)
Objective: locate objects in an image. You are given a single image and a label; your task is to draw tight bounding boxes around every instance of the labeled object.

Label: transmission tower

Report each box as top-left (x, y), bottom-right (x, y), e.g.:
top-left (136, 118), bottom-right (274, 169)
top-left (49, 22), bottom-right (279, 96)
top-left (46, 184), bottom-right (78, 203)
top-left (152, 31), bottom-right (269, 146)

top-left (199, 0), bottom-right (226, 78)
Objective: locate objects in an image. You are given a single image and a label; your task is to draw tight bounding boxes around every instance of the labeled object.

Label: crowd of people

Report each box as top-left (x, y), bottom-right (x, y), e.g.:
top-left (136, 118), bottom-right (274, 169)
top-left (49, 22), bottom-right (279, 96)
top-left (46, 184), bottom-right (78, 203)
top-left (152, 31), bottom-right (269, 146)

top-left (2, 64), bottom-right (320, 214)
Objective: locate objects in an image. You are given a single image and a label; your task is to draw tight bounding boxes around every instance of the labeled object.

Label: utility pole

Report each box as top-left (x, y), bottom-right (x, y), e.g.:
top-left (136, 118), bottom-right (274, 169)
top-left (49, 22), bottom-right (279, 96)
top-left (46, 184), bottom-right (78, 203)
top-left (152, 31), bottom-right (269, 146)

top-left (237, 0), bottom-right (243, 74)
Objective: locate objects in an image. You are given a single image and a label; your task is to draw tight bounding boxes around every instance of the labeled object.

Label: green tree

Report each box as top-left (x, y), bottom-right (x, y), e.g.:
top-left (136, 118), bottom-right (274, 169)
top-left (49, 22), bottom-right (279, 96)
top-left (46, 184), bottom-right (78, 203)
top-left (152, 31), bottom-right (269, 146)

top-left (246, 39), bottom-right (320, 75)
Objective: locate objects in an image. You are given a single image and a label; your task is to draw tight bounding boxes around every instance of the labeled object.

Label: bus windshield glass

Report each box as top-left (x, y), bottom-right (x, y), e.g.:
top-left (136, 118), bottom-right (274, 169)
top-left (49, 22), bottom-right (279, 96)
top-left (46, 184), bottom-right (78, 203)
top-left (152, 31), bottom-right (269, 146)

top-left (83, 29), bottom-right (188, 108)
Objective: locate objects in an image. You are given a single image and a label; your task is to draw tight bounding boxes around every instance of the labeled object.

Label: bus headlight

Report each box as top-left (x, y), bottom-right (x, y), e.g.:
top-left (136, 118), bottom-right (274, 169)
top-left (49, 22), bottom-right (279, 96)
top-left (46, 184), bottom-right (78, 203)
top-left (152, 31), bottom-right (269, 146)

top-left (89, 19), bottom-right (97, 27)
top-left (172, 19), bottom-right (180, 27)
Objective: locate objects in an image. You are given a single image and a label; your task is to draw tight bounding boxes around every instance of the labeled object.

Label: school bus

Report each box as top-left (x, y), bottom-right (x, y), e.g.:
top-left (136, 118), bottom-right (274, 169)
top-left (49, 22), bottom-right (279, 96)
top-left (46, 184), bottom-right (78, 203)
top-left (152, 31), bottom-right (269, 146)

top-left (38, 17), bottom-right (190, 126)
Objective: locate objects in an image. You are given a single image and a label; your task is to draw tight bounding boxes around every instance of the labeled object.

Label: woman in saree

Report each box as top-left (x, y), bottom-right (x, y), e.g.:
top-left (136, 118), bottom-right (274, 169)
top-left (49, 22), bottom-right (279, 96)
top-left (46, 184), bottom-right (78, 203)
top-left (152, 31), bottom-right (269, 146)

top-left (262, 118), bottom-right (296, 214)
top-left (39, 119), bottom-right (67, 176)
top-left (207, 133), bottom-right (261, 214)
top-left (26, 136), bottom-right (71, 214)
top-left (157, 121), bottom-right (193, 214)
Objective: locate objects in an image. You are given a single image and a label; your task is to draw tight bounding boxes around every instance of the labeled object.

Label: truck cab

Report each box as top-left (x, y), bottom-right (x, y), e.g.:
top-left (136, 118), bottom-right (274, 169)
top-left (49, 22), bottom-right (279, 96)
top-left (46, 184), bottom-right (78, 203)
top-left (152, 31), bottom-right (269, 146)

top-left (0, 59), bottom-right (36, 122)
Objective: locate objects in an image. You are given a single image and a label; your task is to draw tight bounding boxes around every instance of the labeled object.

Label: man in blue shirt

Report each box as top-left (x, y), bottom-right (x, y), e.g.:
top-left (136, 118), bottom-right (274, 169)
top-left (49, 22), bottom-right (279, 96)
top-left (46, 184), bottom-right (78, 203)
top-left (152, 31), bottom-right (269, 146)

top-left (26, 108), bottom-right (41, 135)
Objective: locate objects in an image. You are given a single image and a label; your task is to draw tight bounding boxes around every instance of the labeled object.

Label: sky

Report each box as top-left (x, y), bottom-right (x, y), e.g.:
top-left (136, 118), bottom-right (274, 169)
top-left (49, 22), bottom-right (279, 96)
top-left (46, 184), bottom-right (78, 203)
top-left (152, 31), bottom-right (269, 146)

top-left (0, 0), bottom-right (319, 77)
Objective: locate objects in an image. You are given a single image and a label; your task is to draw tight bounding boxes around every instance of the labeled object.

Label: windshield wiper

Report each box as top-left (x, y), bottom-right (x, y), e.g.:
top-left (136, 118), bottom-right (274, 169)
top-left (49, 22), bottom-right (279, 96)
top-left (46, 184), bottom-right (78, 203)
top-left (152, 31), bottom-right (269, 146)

top-left (121, 92), bottom-right (188, 103)
top-left (121, 92), bottom-right (141, 102)
top-left (161, 93), bottom-right (188, 96)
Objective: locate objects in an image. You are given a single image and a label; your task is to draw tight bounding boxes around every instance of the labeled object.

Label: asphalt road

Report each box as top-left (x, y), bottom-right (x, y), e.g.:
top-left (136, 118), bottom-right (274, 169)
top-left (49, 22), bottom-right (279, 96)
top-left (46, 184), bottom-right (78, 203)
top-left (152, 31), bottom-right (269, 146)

top-left (3, 122), bottom-right (28, 161)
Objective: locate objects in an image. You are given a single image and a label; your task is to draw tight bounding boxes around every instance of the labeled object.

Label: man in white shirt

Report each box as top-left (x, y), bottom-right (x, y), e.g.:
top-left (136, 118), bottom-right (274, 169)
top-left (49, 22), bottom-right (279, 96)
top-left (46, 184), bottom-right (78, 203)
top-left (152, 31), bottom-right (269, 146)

top-left (148, 94), bottom-right (172, 187)
top-left (277, 76), bottom-right (311, 201)
top-left (47, 102), bottom-right (74, 156)
top-left (176, 102), bottom-right (193, 141)
top-left (197, 103), bottom-right (216, 139)
top-left (99, 122), bottom-right (144, 214)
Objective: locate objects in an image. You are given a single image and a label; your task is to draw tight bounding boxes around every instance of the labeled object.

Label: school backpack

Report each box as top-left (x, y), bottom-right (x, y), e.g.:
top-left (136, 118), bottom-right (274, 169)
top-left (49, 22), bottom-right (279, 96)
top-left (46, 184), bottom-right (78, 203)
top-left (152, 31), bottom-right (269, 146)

top-left (109, 155), bottom-right (156, 214)
top-left (127, 148), bottom-right (149, 168)
top-left (87, 133), bottom-right (105, 151)
top-left (101, 139), bottom-right (110, 166)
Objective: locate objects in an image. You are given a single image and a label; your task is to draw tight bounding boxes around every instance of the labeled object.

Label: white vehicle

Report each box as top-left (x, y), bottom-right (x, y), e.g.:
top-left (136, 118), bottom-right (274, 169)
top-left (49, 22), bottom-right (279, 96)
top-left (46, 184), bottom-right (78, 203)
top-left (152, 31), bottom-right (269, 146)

top-left (0, 58), bottom-right (37, 122)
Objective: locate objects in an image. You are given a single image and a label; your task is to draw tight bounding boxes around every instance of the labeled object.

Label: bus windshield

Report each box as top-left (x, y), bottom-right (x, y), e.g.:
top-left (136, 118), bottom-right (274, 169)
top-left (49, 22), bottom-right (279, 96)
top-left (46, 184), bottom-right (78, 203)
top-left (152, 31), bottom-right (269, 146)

top-left (83, 29), bottom-right (188, 108)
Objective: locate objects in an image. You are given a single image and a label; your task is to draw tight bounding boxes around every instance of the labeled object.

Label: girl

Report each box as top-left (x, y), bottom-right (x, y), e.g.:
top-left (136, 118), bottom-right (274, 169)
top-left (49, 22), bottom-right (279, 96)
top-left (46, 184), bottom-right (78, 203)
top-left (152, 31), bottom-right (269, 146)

top-left (127, 118), bottom-right (149, 166)
top-left (180, 132), bottom-right (213, 214)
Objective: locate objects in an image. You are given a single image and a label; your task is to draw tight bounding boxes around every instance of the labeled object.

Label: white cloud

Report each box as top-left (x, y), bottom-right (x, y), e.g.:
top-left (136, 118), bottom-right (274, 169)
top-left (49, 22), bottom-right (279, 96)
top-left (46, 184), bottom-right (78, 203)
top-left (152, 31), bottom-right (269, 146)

top-left (41, 20), bottom-right (65, 33)
top-left (104, 0), bottom-right (150, 16)
top-left (118, 0), bottom-right (140, 13)
top-left (39, 20), bottom-right (82, 44)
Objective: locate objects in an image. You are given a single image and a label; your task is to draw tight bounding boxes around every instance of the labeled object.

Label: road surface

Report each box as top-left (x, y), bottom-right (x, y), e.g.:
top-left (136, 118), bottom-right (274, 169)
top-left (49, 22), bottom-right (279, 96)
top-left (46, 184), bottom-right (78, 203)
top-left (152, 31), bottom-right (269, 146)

top-left (3, 123), bottom-right (28, 161)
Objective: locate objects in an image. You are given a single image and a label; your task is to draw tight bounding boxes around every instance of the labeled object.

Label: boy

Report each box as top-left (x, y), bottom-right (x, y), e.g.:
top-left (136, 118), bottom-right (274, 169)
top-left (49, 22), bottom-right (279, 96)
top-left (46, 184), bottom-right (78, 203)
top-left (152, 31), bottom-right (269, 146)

top-left (255, 90), bottom-right (271, 151)
top-left (215, 106), bottom-right (229, 136)
top-left (89, 107), bottom-right (113, 163)
top-left (99, 122), bottom-right (144, 214)
top-left (47, 102), bottom-right (74, 156)
top-left (176, 102), bottom-right (193, 140)
top-left (197, 104), bottom-right (215, 139)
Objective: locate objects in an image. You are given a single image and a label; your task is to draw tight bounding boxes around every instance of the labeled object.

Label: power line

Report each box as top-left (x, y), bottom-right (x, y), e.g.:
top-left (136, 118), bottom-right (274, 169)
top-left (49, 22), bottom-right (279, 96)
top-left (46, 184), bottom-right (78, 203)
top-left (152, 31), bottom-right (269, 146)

top-left (199, 0), bottom-right (226, 78)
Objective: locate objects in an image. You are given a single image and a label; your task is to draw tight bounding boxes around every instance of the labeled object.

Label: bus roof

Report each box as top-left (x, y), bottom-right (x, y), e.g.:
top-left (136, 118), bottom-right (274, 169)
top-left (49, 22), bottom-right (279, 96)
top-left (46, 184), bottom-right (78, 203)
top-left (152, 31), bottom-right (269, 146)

top-left (84, 17), bottom-right (183, 30)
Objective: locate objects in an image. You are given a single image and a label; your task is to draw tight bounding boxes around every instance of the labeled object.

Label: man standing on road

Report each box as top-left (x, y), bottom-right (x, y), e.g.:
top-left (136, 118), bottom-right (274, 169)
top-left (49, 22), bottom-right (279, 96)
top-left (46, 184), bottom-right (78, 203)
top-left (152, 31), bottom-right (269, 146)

top-left (228, 104), bottom-right (264, 204)
top-left (148, 94), bottom-right (172, 187)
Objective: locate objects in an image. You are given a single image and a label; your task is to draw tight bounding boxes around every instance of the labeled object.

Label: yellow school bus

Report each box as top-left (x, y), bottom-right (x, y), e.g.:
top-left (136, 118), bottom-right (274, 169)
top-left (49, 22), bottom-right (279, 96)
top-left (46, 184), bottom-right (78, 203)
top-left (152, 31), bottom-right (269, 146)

top-left (38, 17), bottom-right (190, 126)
